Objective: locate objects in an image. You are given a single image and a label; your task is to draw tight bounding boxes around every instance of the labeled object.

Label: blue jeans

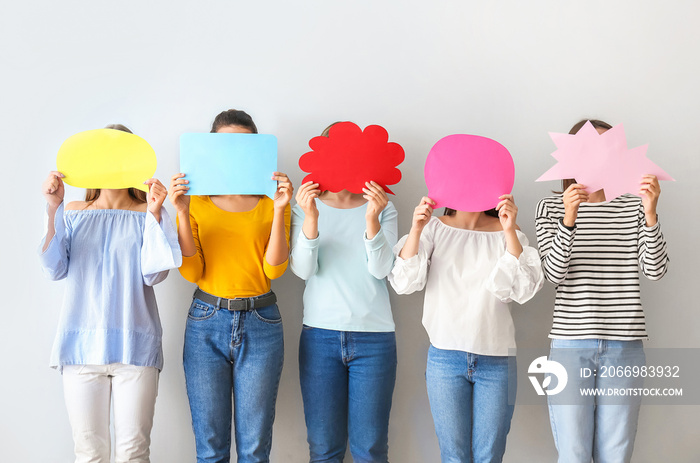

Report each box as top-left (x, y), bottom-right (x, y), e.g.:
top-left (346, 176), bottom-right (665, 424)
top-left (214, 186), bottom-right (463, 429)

top-left (426, 345), bottom-right (515, 463)
top-left (547, 339), bottom-right (645, 463)
top-left (299, 326), bottom-right (397, 463)
top-left (183, 297), bottom-right (284, 463)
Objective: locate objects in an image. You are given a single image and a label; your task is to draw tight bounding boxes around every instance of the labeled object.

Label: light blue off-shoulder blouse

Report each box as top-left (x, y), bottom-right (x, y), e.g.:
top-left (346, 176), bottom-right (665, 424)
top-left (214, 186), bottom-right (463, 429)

top-left (39, 203), bottom-right (182, 371)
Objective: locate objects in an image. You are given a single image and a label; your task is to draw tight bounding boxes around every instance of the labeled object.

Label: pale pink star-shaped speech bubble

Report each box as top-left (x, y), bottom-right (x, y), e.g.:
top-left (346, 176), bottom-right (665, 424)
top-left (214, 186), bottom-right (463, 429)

top-left (536, 121), bottom-right (674, 199)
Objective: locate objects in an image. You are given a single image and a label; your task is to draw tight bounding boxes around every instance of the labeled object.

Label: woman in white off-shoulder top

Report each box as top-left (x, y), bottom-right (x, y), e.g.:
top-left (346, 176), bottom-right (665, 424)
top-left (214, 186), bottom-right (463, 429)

top-left (389, 195), bottom-right (543, 463)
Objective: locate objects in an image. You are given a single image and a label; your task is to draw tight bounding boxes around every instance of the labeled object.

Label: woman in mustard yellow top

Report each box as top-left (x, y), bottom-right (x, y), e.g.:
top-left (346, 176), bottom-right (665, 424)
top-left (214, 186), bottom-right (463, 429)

top-left (169, 109), bottom-right (292, 463)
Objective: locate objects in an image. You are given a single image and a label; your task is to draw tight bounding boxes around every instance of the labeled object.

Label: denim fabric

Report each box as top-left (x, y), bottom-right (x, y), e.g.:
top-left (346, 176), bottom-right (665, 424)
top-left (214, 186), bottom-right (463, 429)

top-left (299, 326), bottom-right (397, 463)
top-left (547, 339), bottom-right (645, 463)
top-left (426, 345), bottom-right (515, 463)
top-left (183, 297), bottom-right (284, 463)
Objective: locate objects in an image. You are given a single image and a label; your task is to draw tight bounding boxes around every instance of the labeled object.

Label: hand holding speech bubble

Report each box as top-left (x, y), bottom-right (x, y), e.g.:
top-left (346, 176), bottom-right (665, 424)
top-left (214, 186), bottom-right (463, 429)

top-left (57, 129), bottom-right (157, 193)
top-left (425, 135), bottom-right (515, 212)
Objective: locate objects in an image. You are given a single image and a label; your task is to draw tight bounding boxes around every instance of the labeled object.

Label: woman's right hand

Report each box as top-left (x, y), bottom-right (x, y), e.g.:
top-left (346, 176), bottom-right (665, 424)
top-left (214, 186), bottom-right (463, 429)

top-left (295, 181), bottom-right (320, 219)
top-left (42, 171), bottom-right (65, 209)
top-left (169, 173), bottom-right (190, 214)
top-left (562, 183), bottom-right (588, 227)
top-left (412, 197), bottom-right (436, 231)
top-left (399, 196), bottom-right (435, 260)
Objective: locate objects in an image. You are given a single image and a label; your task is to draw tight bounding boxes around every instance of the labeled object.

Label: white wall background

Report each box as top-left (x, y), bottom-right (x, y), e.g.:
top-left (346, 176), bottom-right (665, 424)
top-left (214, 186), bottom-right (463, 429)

top-left (1, 1), bottom-right (698, 461)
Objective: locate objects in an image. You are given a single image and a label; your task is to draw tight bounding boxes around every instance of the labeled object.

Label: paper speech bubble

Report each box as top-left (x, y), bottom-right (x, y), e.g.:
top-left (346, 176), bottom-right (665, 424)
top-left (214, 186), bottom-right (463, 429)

top-left (180, 133), bottom-right (278, 197)
top-left (298, 122), bottom-right (404, 194)
top-left (57, 129), bottom-right (157, 192)
top-left (424, 134), bottom-right (515, 212)
top-left (536, 121), bottom-right (674, 199)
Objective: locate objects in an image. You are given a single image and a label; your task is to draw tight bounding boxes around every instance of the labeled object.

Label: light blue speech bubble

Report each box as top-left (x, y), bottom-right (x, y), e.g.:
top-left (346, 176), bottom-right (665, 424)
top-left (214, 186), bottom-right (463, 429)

top-left (180, 133), bottom-right (278, 197)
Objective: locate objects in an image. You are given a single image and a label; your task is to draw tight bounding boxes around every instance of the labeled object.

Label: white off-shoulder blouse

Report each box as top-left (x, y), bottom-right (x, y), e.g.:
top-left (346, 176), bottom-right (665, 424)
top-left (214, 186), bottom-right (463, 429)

top-left (389, 217), bottom-right (544, 356)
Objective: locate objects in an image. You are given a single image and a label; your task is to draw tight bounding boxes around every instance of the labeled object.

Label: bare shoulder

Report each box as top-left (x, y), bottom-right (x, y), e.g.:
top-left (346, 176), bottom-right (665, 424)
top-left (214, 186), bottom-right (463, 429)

top-left (65, 201), bottom-right (90, 210)
top-left (134, 202), bottom-right (148, 212)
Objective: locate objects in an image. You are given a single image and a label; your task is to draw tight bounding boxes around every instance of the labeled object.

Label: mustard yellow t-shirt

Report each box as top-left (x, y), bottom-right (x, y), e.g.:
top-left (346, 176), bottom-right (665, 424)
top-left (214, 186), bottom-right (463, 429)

top-left (179, 196), bottom-right (291, 299)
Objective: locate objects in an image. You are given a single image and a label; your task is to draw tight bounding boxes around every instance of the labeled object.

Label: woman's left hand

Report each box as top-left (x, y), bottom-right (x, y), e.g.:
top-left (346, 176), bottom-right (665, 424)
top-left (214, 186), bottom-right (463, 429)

top-left (496, 194), bottom-right (518, 232)
top-left (640, 174), bottom-right (660, 226)
top-left (363, 181), bottom-right (389, 220)
top-left (273, 172), bottom-right (293, 210)
top-left (145, 178), bottom-right (167, 222)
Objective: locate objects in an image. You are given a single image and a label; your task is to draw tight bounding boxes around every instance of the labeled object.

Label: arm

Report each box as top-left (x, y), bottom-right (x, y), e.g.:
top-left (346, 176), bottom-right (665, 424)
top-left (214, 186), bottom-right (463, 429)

top-left (169, 173), bottom-right (204, 282)
top-left (364, 190), bottom-right (398, 279)
top-left (39, 202), bottom-right (70, 280)
top-left (496, 194), bottom-right (523, 258)
top-left (486, 231), bottom-right (545, 304)
top-left (39, 171), bottom-right (69, 280)
top-left (41, 171), bottom-right (64, 253)
top-left (638, 175), bottom-right (669, 280)
top-left (535, 191), bottom-right (582, 285)
top-left (388, 197), bottom-right (436, 294)
top-left (289, 182), bottom-right (321, 280)
top-left (263, 173), bottom-right (294, 279)
top-left (142, 179), bottom-right (183, 286)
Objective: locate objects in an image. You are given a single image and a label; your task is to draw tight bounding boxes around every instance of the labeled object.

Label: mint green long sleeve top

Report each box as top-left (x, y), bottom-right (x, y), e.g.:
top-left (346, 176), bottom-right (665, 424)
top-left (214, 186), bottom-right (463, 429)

top-left (290, 200), bottom-right (398, 332)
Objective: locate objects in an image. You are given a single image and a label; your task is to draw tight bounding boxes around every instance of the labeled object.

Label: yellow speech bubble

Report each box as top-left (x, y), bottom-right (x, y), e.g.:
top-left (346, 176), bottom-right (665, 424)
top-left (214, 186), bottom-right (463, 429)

top-left (57, 129), bottom-right (157, 193)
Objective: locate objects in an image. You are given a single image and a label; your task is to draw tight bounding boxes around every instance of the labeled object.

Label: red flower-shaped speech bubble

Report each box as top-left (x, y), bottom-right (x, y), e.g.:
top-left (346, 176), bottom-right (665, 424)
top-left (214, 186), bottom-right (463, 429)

top-left (299, 122), bottom-right (405, 194)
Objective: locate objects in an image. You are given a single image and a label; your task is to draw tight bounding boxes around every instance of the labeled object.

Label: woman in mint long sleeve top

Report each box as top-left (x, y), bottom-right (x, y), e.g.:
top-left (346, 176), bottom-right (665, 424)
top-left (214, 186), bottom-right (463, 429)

top-left (290, 125), bottom-right (399, 462)
top-left (291, 194), bottom-right (397, 332)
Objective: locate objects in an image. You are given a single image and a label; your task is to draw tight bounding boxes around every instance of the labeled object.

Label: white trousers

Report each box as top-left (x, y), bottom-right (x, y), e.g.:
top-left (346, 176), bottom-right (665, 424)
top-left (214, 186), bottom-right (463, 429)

top-left (62, 364), bottom-right (159, 463)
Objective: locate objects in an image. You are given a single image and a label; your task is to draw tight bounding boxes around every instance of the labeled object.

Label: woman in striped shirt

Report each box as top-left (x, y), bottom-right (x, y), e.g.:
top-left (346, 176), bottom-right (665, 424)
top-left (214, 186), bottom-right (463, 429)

top-left (535, 119), bottom-right (669, 463)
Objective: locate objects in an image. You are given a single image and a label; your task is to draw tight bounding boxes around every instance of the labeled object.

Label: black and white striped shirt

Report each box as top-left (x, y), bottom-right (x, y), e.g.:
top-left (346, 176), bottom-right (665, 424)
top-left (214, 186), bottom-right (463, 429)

top-left (535, 194), bottom-right (669, 340)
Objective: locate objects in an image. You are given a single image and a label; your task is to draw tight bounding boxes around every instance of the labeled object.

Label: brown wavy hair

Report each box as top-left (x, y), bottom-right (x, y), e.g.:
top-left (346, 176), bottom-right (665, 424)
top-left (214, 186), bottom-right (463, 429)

top-left (84, 124), bottom-right (147, 204)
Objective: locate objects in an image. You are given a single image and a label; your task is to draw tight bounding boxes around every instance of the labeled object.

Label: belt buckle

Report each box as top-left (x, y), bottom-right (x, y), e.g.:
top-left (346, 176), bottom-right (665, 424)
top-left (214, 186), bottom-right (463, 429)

top-left (226, 297), bottom-right (250, 311)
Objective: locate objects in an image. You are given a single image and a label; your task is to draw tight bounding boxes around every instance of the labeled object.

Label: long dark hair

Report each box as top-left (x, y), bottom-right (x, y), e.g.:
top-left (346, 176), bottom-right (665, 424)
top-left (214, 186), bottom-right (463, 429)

top-left (557, 119), bottom-right (613, 193)
top-left (211, 109), bottom-right (258, 133)
top-left (84, 124), bottom-right (147, 204)
top-left (443, 207), bottom-right (499, 218)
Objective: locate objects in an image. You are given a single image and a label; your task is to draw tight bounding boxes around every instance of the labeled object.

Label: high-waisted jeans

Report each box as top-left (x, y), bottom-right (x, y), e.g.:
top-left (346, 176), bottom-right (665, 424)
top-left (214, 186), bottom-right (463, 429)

top-left (547, 338), bottom-right (645, 463)
top-left (183, 297), bottom-right (284, 463)
top-left (299, 326), bottom-right (397, 463)
top-left (426, 345), bottom-right (515, 463)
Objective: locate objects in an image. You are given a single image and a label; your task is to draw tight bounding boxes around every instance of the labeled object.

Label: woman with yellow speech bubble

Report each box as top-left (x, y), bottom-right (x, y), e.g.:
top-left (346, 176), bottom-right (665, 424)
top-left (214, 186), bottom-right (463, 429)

top-left (39, 124), bottom-right (182, 463)
top-left (169, 109), bottom-right (293, 463)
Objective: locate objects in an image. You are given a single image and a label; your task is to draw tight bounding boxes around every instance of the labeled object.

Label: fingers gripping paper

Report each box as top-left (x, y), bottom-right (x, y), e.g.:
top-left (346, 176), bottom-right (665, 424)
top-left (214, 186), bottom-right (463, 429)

top-left (424, 134), bottom-right (515, 212)
top-left (298, 122), bottom-right (404, 194)
top-left (57, 129), bottom-right (157, 193)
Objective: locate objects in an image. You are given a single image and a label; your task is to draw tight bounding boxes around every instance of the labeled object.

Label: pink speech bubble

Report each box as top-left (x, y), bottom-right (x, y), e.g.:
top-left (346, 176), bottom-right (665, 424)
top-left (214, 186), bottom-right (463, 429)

top-left (536, 121), bottom-right (674, 200)
top-left (424, 135), bottom-right (515, 212)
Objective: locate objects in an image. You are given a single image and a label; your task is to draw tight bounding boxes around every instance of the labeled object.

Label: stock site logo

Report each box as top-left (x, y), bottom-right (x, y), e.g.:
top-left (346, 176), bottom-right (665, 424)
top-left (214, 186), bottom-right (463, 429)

top-left (528, 356), bottom-right (568, 396)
